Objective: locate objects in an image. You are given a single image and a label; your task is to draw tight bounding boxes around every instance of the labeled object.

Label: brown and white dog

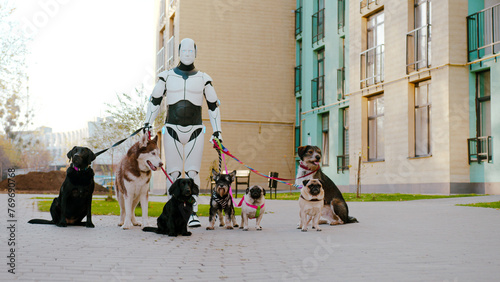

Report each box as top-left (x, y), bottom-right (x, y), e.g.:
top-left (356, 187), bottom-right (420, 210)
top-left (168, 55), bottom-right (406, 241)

top-left (296, 145), bottom-right (358, 225)
top-left (116, 134), bottom-right (163, 229)
top-left (298, 179), bottom-right (324, 232)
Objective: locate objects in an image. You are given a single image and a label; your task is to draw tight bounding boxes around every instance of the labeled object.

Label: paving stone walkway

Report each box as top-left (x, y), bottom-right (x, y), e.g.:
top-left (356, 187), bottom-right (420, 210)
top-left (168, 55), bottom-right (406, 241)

top-left (1, 193), bottom-right (499, 281)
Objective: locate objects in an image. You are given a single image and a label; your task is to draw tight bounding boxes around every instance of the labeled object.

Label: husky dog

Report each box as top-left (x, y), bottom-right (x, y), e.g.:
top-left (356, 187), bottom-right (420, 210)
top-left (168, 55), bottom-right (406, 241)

top-left (116, 135), bottom-right (163, 229)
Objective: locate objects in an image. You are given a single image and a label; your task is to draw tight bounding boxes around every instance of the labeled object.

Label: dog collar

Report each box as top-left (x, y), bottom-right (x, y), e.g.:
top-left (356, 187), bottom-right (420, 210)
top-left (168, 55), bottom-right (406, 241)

top-left (300, 195), bottom-right (322, 201)
top-left (72, 164), bottom-right (89, 172)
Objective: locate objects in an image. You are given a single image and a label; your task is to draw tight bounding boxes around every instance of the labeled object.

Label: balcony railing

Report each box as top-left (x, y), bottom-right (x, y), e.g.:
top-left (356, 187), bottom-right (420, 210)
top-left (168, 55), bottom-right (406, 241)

top-left (312, 8), bottom-right (325, 44)
top-left (156, 47), bottom-right (165, 74)
top-left (167, 36), bottom-right (175, 69)
top-left (360, 44), bottom-right (384, 88)
top-left (360, 0), bottom-right (377, 13)
top-left (295, 65), bottom-right (302, 94)
top-left (311, 75), bottom-right (325, 108)
top-left (338, 0), bottom-right (345, 33)
top-left (159, 0), bottom-right (166, 24)
top-left (406, 24), bottom-right (431, 73)
top-left (468, 136), bottom-right (493, 164)
top-left (169, 0), bottom-right (177, 11)
top-left (337, 155), bottom-right (349, 173)
top-left (337, 67), bottom-right (345, 100)
top-left (295, 7), bottom-right (302, 36)
top-left (467, 3), bottom-right (500, 61)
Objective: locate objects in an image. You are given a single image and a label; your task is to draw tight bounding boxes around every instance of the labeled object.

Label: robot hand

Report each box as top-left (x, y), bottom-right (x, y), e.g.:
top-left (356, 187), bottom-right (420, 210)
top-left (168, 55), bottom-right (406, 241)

top-left (143, 123), bottom-right (152, 134)
top-left (210, 131), bottom-right (223, 145)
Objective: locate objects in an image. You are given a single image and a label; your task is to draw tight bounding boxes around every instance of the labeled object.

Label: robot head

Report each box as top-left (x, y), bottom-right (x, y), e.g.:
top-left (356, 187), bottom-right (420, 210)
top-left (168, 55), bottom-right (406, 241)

top-left (179, 38), bottom-right (196, 65)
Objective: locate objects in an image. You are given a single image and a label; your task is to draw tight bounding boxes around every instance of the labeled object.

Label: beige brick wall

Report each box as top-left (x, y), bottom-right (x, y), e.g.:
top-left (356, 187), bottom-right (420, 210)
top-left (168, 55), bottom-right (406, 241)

top-left (152, 0), bottom-right (296, 193)
top-left (348, 0), bottom-right (470, 193)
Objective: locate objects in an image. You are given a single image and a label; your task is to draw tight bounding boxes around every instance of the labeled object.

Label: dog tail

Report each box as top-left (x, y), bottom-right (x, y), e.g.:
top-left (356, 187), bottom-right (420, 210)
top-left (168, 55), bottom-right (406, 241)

top-left (347, 216), bottom-right (358, 223)
top-left (28, 219), bottom-right (54, 225)
top-left (142, 226), bottom-right (159, 233)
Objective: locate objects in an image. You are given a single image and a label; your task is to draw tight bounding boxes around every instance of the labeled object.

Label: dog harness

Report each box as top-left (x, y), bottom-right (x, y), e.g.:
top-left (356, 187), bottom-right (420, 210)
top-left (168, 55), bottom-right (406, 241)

top-left (238, 197), bottom-right (265, 218)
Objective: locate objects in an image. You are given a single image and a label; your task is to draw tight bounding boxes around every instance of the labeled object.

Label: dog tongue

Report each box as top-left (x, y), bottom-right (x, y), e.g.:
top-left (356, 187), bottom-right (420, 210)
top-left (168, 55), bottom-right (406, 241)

top-left (147, 161), bottom-right (157, 171)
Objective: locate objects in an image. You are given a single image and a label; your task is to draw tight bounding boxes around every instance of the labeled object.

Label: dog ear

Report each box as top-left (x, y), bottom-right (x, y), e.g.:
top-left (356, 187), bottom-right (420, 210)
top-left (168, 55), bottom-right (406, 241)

top-left (229, 170), bottom-right (236, 180)
top-left (262, 187), bottom-right (266, 196)
top-left (302, 179), bottom-right (310, 187)
top-left (190, 179), bottom-right (199, 196)
top-left (168, 180), bottom-right (179, 198)
top-left (140, 134), bottom-right (148, 148)
top-left (87, 148), bottom-right (96, 163)
top-left (318, 179), bottom-right (324, 187)
top-left (212, 169), bottom-right (219, 180)
top-left (297, 146), bottom-right (308, 158)
top-left (67, 146), bottom-right (77, 160)
top-left (151, 135), bottom-right (158, 144)
top-left (246, 187), bottom-right (250, 194)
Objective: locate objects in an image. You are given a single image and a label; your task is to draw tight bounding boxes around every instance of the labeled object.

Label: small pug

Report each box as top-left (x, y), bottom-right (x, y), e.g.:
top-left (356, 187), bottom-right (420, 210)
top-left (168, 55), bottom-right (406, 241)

top-left (298, 179), bottom-right (324, 232)
top-left (239, 185), bottom-right (266, 231)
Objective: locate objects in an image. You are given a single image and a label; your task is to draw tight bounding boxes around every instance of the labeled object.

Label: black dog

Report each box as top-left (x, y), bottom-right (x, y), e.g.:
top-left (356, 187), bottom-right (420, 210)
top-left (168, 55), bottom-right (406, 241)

top-left (206, 169), bottom-right (238, 230)
top-left (143, 178), bottom-right (199, 236)
top-left (28, 147), bottom-right (96, 228)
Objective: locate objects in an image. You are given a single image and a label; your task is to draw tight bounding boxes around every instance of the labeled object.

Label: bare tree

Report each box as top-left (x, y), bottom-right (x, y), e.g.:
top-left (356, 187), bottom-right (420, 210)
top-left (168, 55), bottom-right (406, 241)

top-left (0, 2), bottom-right (34, 140)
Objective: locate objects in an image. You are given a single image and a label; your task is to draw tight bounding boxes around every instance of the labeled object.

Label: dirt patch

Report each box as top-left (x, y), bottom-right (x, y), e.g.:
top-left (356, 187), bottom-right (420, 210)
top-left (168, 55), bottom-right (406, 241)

top-left (0, 170), bottom-right (109, 194)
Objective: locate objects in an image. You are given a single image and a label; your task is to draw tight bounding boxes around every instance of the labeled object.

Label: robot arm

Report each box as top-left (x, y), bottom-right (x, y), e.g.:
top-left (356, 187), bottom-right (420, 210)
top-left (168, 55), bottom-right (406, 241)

top-left (144, 77), bottom-right (167, 129)
top-left (203, 74), bottom-right (222, 142)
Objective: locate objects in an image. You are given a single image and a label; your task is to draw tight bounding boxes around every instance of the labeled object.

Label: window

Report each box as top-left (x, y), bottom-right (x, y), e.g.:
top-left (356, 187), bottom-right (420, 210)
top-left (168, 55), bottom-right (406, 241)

top-left (295, 42), bottom-right (302, 94)
top-left (338, 0), bottom-right (345, 33)
top-left (368, 95), bottom-right (384, 161)
top-left (361, 10), bottom-right (384, 88)
top-left (337, 38), bottom-right (346, 100)
top-left (414, 80), bottom-right (432, 156)
top-left (467, 3), bottom-right (500, 61)
top-left (321, 113), bottom-right (329, 166)
top-left (157, 28), bottom-right (166, 73)
top-left (295, 97), bottom-right (302, 152)
top-left (407, 0), bottom-right (432, 73)
top-left (312, 0), bottom-right (325, 44)
top-left (338, 108), bottom-right (349, 173)
top-left (468, 70), bottom-right (492, 163)
top-left (295, 0), bottom-right (303, 36)
top-left (312, 49), bottom-right (325, 108)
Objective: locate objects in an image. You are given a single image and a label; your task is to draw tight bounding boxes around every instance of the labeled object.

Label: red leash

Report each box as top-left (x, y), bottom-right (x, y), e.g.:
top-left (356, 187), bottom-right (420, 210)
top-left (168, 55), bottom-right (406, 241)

top-left (147, 130), bottom-right (173, 184)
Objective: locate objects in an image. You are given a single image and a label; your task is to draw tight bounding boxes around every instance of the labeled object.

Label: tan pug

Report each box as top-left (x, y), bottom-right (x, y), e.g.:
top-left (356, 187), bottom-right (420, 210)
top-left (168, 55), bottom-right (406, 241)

top-left (239, 185), bottom-right (266, 231)
top-left (298, 179), bottom-right (324, 232)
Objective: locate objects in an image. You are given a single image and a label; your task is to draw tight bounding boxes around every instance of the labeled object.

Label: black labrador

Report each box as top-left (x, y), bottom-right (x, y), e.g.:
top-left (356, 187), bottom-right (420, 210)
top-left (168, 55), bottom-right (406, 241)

top-left (143, 178), bottom-right (199, 236)
top-left (28, 146), bottom-right (96, 228)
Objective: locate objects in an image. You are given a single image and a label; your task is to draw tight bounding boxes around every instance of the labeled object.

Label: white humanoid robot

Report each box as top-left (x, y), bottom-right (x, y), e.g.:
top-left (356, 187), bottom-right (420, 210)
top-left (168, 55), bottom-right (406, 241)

top-left (144, 38), bottom-right (222, 227)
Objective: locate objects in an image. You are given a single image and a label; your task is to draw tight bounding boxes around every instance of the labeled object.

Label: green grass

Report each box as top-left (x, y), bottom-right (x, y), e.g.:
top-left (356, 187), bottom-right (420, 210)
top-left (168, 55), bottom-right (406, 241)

top-left (33, 193), bottom-right (483, 217)
top-left (457, 201), bottom-right (500, 209)
top-left (263, 192), bottom-right (482, 202)
top-left (35, 199), bottom-right (241, 217)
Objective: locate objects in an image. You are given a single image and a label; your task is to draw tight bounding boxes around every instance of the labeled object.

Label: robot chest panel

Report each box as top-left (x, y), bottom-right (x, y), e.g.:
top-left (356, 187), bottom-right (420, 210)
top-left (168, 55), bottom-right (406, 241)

top-left (166, 76), bottom-right (204, 105)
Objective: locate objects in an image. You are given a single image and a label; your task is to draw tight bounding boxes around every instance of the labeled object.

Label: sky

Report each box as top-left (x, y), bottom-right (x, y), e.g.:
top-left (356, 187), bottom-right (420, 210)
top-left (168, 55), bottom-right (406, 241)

top-left (10, 0), bottom-right (155, 133)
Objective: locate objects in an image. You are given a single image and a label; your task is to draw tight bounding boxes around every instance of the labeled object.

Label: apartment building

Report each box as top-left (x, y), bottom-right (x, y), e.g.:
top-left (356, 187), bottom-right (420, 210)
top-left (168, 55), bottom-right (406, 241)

top-left (347, 0), bottom-right (500, 194)
top-left (152, 0), bottom-right (296, 193)
top-left (294, 0), bottom-right (350, 190)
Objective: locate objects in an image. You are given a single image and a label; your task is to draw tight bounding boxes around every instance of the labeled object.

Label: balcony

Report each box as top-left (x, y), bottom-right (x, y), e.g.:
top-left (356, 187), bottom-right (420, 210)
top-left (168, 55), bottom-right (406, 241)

top-left (337, 155), bottom-right (349, 173)
top-left (360, 0), bottom-right (377, 13)
top-left (337, 67), bottom-right (345, 100)
top-left (467, 3), bottom-right (500, 61)
top-left (295, 65), bottom-right (302, 94)
top-left (338, 0), bottom-right (345, 33)
top-left (406, 24), bottom-right (431, 73)
top-left (360, 44), bottom-right (384, 88)
top-left (468, 136), bottom-right (493, 164)
top-left (295, 7), bottom-right (302, 37)
top-left (311, 75), bottom-right (325, 108)
top-left (156, 47), bottom-right (165, 74)
top-left (166, 36), bottom-right (175, 69)
top-left (312, 8), bottom-right (325, 44)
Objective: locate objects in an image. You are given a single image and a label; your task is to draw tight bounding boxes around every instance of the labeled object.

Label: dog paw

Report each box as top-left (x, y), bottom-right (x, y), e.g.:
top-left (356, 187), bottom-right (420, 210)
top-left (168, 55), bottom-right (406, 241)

top-left (86, 222), bottom-right (95, 228)
top-left (233, 224), bottom-right (239, 228)
top-left (301, 229), bottom-right (308, 232)
top-left (57, 222), bottom-right (67, 227)
top-left (182, 232), bottom-right (192, 236)
top-left (316, 228), bottom-right (322, 231)
top-left (206, 226), bottom-right (214, 230)
top-left (132, 222), bottom-right (142, 226)
top-left (168, 233), bottom-right (178, 237)
top-left (117, 223), bottom-right (123, 227)
top-left (239, 226), bottom-right (243, 229)
top-left (121, 224), bottom-right (132, 230)
top-left (256, 226), bottom-right (262, 231)
top-left (226, 226), bottom-right (234, 230)
top-left (242, 228), bottom-right (249, 231)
